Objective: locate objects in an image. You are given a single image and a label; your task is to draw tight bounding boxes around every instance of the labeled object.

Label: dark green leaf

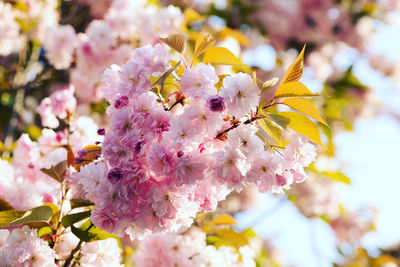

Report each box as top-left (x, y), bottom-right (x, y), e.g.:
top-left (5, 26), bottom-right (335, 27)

top-left (70, 199), bottom-right (94, 209)
top-left (61, 210), bottom-right (91, 228)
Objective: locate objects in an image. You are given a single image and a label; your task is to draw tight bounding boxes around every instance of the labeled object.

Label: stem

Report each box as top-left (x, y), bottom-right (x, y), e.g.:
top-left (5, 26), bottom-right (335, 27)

top-left (165, 99), bottom-right (183, 111)
top-left (63, 240), bottom-right (83, 267)
top-left (215, 114), bottom-right (265, 139)
top-left (262, 99), bottom-right (277, 109)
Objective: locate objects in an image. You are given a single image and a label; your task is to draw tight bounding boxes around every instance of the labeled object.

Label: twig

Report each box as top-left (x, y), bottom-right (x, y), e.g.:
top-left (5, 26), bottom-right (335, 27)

top-left (63, 240), bottom-right (83, 267)
top-left (215, 114), bottom-right (265, 139)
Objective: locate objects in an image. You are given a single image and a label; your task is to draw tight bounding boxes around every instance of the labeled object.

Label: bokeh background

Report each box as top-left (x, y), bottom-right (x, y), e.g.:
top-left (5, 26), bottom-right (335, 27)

top-left (1, 0), bottom-right (400, 266)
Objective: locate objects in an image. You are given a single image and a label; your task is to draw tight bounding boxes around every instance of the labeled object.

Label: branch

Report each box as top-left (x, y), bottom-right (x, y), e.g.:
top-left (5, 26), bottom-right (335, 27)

top-left (63, 240), bottom-right (83, 267)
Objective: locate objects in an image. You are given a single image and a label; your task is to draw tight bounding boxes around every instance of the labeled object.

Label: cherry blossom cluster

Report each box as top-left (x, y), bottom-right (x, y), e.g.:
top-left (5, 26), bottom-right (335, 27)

top-left (0, 226), bottom-right (123, 266)
top-left (0, 226), bottom-right (56, 267)
top-left (69, 43), bottom-right (317, 239)
top-left (132, 229), bottom-right (256, 267)
top-left (40, 0), bottom-right (183, 102)
top-left (0, 0), bottom-right (58, 56)
top-left (0, 84), bottom-right (102, 210)
top-left (249, 0), bottom-right (384, 51)
top-left (37, 84), bottom-right (77, 128)
top-left (0, 2), bottom-right (23, 56)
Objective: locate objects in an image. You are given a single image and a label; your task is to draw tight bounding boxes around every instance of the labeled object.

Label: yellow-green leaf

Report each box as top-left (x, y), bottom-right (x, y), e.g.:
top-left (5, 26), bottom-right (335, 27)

top-left (216, 74), bottom-right (229, 90)
top-left (212, 214), bottom-right (237, 225)
top-left (184, 8), bottom-right (203, 24)
top-left (193, 33), bottom-right (216, 61)
top-left (261, 77), bottom-right (279, 93)
top-left (38, 226), bottom-right (53, 237)
top-left (274, 81), bottom-right (319, 99)
top-left (281, 45), bottom-right (306, 84)
top-left (219, 28), bottom-right (251, 46)
top-left (0, 210), bottom-right (25, 228)
top-left (203, 47), bottom-right (244, 66)
top-left (281, 98), bottom-right (327, 125)
top-left (277, 111), bottom-right (324, 146)
top-left (10, 206), bottom-right (53, 226)
top-left (258, 118), bottom-right (283, 145)
top-left (321, 171), bottom-right (351, 184)
top-left (214, 229), bottom-right (248, 247)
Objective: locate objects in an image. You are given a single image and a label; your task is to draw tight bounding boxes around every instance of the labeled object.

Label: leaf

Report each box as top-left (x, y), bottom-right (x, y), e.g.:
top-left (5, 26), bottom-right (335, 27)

top-left (10, 206), bottom-right (53, 226)
top-left (169, 60), bottom-right (185, 76)
top-left (40, 160), bottom-right (67, 182)
top-left (70, 199), bottom-right (94, 209)
top-left (214, 229), bottom-right (248, 247)
top-left (252, 72), bottom-right (263, 89)
top-left (42, 203), bottom-right (58, 215)
top-left (74, 145), bottom-right (102, 171)
top-left (71, 220), bottom-right (116, 242)
top-left (62, 210), bottom-right (91, 228)
top-left (193, 33), bottom-right (216, 62)
top-left (281, 98), bottom-right (328, 125)
top-left (277, 111), bottom-right (324, 146)
top-left (215, 74), bottom-right (229, 91)
top-left (0, 210), bottom-right (26, 228)
top-left (206, 235), bottom-right (224, 245)
top-left (14, 2), bottom-right (29, 12)
top-left (160, 33), bottom-right (186, 53)
top-left (241, 228), bottom-right (257, 238)
top-left (202, 221), bottom-right (216, 233)
top-left (184, 8), bottom-right (203, 24)
top-left (281, 45), bottom-right (306, 84)
top-left (261, 77), bottom-right (279, 93)
top-left (219, 28), bottom-right (251, 46)
top-left (321, 171), bottom-right (351, 184)
top-left (26, 125), bottom-right (42, 141)
top-left (266, 113), bottom-right (291, 129)
top-left (0, 199), bottom-right (14, 211)
top-left (203, 47), bottom-right (244, 66)
top-left (212, 214), bottom-right (237, 225)
top-left (259, 118), bottom-right (283, 145)
top-left (38, 226), bottom-right (53, 237)
top-left (153, 61), bottom-right (181, 92)
top-left (274, 81), bottom-right (319, 99)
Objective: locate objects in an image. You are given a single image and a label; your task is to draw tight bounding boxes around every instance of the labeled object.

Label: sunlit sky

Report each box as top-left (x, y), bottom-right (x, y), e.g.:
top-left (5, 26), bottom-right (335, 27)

top-left (236, 18), bottom-right (400, 267)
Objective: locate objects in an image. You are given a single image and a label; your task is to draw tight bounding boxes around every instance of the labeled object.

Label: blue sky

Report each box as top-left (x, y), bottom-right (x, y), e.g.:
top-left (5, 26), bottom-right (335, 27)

top-left (237, 19), bottom-right (400, 267)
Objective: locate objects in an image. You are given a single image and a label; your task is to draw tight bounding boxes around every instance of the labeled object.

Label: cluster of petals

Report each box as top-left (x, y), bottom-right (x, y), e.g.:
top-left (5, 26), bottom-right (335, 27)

top-left (0, 2), bottom-right (24, 56)
top-left (37, 84), bottom-right (77, 128)
top-left (252, 0), bottom-right (367, 50)
top-left (70, 44), bottom-right (317, 239)
top-left (132, 229), bottom-right (256, 267)
top-left (36, 0), bottom-right (184, 102)
top-left (0, 226), bottom-right (123, 267)
top-left (0, 113), bottom-right (102, 210)
top-left (42, 25), bottom-right (78, 70)
top-left (0, 226), bottom-right (56, 267)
